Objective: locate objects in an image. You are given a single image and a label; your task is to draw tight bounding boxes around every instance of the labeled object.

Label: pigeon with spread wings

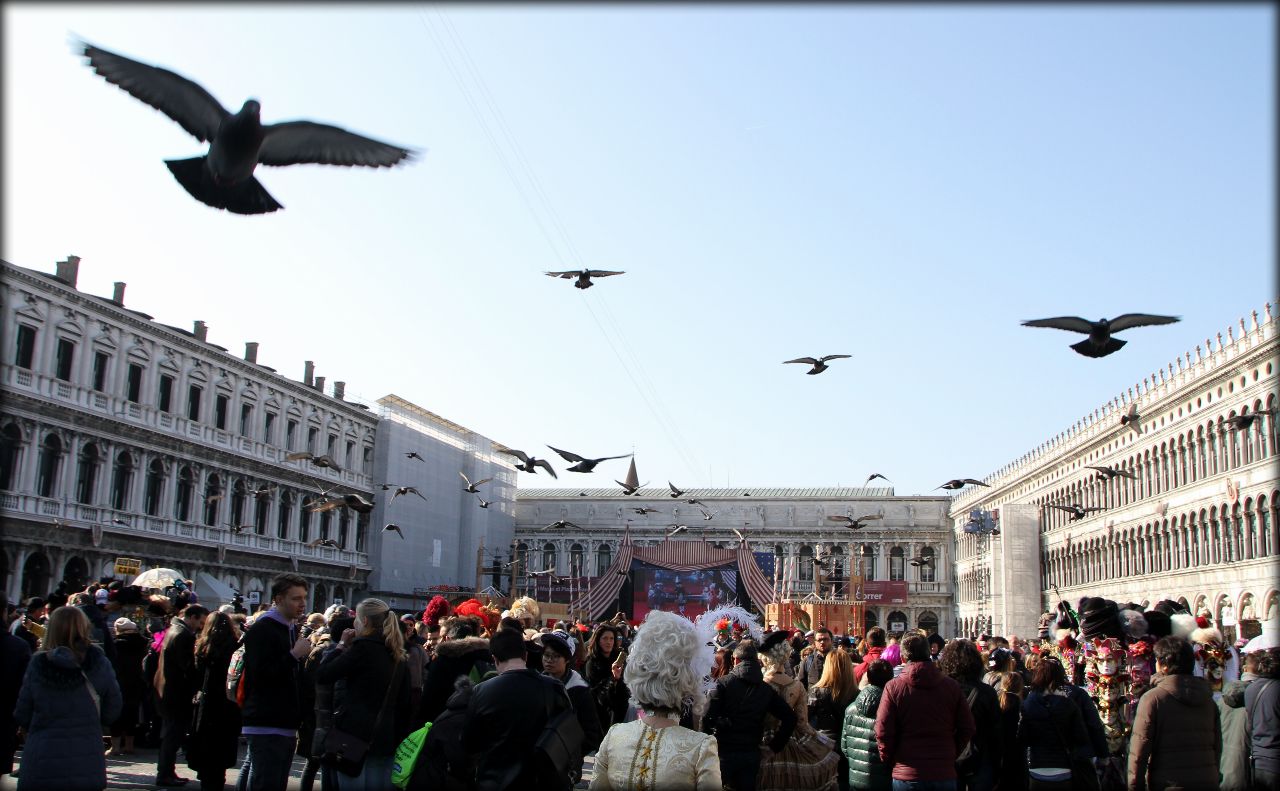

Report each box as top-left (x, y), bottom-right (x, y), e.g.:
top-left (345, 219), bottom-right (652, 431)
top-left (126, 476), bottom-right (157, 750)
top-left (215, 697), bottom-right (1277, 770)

top-left (390, 486), bottom-right (427, 503)
top-left (459, 472), bottom-right (492, 494)
top-left (865, 473), bottom-right (891, 486)
top-left (382, 524), bottom-right (404, 540)
top-left (1048, 504), bottom-right (1105, 521)
top-left (307, 493), bottom-right (374, 515)
top-left (307, 538), bottom-right (340, 549)
top-left (286, 452), bottom-right (343, 472)
top-left (937, 479), bottom-right (990, 490)
top-left (783, 354), bottom-right (852, 375)
top-left (544, 269), bottom-right (625, 289)
top-left (1086, 465), bottom-right (1137, 481)
top-left (827, 514), bottom-right (883, 530)
top-left (540, 519), bottom-right (580, 532)
top-left (1227, 411), bottom-right (1273, 431)
top-left (1021, 314), bottom-right (1181, 357)
top-left (499, 448), bottom-right (558, 478)
top-left (547, 446), bottom-right (631, 474)
top-left (77, 41), bottom-right (416, 214)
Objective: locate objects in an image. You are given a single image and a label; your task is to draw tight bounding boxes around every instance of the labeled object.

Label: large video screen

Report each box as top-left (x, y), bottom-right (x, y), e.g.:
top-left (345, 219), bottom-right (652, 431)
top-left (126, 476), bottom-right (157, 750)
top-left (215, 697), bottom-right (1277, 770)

top-left (632, 563), bottom-right (741, 621)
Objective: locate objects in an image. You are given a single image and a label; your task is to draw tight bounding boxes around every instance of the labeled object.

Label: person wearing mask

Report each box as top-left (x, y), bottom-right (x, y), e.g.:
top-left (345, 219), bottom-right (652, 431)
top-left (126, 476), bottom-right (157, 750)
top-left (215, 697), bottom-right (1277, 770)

top-left (155, 603), bottom-right (209, 787)
top-left (875, 634), bottom-right (976, 790)
top-left (937, 640), bottom-right (1001, 791)
top-left (1244, 647), bottom-right (1280, 790)
top-left (186, 612), bottom-right (242, 791)
top-left (704, 639), bottom-right (796, 791)
top-left (107, 617), bottom-right (147, 757)
top-left (13, 604), bottom-right (123, 791)
top-left (855, 628), bottom-right (888, 685)
top-left (1, 595), bottom-right (33, 780)
top-left (1128, 635), bottom-right (1222, 790)
top-left (462, 627), bottom-right (575, 790)
top-left (10, 597), bottom-right (46, 653)
top-left (842, 659), bottom-right (893, 791)
top-left (239, 573), bottom-right (312, 791)
top-left (590, 611), bottom-right (721, 790)
top-left (810, 648), bottom-right (858, 791)
top-left (928, 633), bottom-right (945, 662)
top-left (583, 623), bottom-right (628, 731)
top-left (316, 598), bottom-right (412, 791)
top-left (1018, 655), bottom-right (1093, 790)
top-left (757, 630), bottom-right (840, 791)
top-left (539, 631), bottom-right (603, 785)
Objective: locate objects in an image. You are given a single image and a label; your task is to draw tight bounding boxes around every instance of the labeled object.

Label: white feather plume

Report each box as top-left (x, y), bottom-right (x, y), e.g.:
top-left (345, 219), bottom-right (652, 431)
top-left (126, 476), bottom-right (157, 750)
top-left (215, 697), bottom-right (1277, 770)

top-left (693, 606), bottom-right (763, 696)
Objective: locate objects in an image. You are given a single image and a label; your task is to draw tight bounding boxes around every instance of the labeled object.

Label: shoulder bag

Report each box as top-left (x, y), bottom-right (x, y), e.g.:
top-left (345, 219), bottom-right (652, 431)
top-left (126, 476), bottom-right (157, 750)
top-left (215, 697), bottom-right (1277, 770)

top-left (534, 681), bottom-right (585, 787)
top-left (324, 660), bottom-right (405, 777)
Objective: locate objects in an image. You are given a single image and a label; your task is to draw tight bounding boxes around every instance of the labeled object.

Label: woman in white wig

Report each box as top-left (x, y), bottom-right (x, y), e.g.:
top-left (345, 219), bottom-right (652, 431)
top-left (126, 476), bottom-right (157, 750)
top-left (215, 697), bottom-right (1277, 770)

top-left (756, 629), bottom-right (840, 791)
top-left (589, 610), bottom-right (721, 790)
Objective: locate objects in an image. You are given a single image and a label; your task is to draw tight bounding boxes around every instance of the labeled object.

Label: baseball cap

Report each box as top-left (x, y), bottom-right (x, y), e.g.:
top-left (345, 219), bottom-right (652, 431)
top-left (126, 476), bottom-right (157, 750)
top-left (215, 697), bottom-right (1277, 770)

top-left (95, 589), bottom-right (109, 605)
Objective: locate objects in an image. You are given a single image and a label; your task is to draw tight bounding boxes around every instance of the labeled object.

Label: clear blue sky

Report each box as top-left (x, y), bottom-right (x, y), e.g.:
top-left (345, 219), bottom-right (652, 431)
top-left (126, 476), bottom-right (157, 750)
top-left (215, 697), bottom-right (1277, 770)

top-left (3, 4), bottom-right (1274, 496)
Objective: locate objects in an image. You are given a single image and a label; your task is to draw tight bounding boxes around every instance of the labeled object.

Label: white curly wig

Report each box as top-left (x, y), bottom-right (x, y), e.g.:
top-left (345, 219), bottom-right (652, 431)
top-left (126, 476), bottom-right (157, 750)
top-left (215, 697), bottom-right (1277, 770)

top-left (759, 636), bottom-right (793, 670)
top-left (624, 610), bottom-right (707, 716)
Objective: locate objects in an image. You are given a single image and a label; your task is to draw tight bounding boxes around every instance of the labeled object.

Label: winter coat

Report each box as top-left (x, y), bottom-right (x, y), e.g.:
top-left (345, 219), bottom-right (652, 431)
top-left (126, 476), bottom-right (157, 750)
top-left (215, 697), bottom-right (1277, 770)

top-left (1064, 681), bottom-right (1110, 760)
top-left (810, 685), bottom-right (852, 743)
top-left (1128, 673), bottom-right (1222, 791)
top-left (316, 636), bottom-right (413, 757)
top-left (0, 630), bottom-right (32, 775)
top-left (874, 660), bottom-right (975, 782)
top-left (462, 667), bottom-right (575, 791)
top-left (410, 676), bottom-right (476, 791)
top-left (13, 645), bottom-right (123, 791)
top-left (77, 605), bottom-right (117, 665)
top-left (1245, 675), bottom-right (1280, 774)
top-left (239, 611), bottom-right (302, 731)
top-left (842, 683), bottom-right (890, 791)
top-left (110, 631), bottom-right (148, 709)
top-left (186, 646), bottom-right (242, 772)
top-left (996, 697), bottom-right (1025, 791)
top-left (583, 650), bottom-right (628, 729)
top-left (800, 649), bottom-right (828, 689)
top-left (307, 641), bottom-right (341, 758)
top-left (418, 636), bottom-right (491, 726)
top-left (1018, 690), bottom-right (1091, 771)
top-left (555, 668), bottom-right (603, 753)
top-left (704, 659), bottom-right (796, 754)
top-left (955, 678), bottom-right (1002, 781)
top-left (854, 645), bottom-right (885, 685)
top-left (158, 619), bottom-right (198, 715)
top-left (1218, 678), bottom-right (1252, 791)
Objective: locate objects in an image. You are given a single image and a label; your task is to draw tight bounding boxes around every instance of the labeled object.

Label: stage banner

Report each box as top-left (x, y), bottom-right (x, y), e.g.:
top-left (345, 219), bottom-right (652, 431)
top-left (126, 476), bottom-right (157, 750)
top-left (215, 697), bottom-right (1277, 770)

top-left (530, 576), bottom-right (601, 604)
top-left (855, 580), bottom-right (908, 604)
top-left (752, 552), bottom-right (776, 580)
top-left (632, 561), bottom-right (742, 621)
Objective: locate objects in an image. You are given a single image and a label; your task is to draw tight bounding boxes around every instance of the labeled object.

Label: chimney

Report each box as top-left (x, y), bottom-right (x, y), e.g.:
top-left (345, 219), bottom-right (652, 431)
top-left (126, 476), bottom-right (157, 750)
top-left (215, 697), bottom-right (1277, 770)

top-left (54, 255), bottom-right (81, 288)
top-left (193, 320), bottom-right (208, 341)
top-left (304, 361), bottom-right (315, 387)
top-left (333, 381), bottom-right (345, 400)
top-left (314, 376), bottom-right (326, 393)
top-left (112, 282), bottom-right (126, 304)
top-left (244, 342), bottom-right (259, 364)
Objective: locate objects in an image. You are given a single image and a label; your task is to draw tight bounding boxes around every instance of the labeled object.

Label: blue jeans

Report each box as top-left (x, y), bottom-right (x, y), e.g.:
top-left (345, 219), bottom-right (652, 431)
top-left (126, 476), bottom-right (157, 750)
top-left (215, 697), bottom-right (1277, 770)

top-left (892, 781), bottom-right (958, 791)
top-left (237, 734), bottom-right (296, 791)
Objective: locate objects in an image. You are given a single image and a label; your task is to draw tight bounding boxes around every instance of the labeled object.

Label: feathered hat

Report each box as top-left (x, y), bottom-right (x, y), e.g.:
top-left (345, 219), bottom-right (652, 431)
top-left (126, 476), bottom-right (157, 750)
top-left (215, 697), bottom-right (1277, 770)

top-left (1118, 608), bottom-right (1149, 641)
top-left (1189, 610), bottom-right (1223, 647)
top-left (1170, 612), bottom-right (1198, 640)
top-left (423, 595), bottom-right (452, 629)
top-left (509, 595), bottom-right (540, 622)
top-left (453, 598), bottom-right (499, 631)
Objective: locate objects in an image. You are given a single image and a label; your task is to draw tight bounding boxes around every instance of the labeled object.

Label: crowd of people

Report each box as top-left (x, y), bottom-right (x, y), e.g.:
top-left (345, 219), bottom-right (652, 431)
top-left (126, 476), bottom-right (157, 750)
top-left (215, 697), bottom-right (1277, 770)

top-left (2, 576), bottom-right (1278, 791)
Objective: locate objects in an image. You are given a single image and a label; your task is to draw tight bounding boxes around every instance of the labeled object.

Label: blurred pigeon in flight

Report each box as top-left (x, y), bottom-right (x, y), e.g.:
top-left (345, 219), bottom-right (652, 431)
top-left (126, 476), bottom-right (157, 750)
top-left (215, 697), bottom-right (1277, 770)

top-left (459, 472), bottom-right (492, 493)
top-left (1021, 313), bottom-right (1181, 357)
top-left (382, 524), bottom-right (405, 540)
top-left (544, 269), bottom-right (625, 289)
top-left (783, 354), bottom-right (851, 375)
top-left (547, 446), bottom-right (631, 474)
top-left (1086, 465), bottom-right (1136, 481)
top-left (1227, 410), bottom-right (1272, 431)
top-left (864, 473), bottom-right (891, 485)
top-left (499, 448), bottom-right (557, 478)
top-left (77, 41), bottom-right (416, 215)
top-left (937, 479), bottom-right (990, 490)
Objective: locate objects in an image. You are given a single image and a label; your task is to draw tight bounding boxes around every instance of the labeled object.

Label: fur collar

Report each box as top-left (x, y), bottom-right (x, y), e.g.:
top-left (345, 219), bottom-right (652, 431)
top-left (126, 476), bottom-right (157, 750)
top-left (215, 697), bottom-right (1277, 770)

top-left (435, 635), bottom-right (490, 659)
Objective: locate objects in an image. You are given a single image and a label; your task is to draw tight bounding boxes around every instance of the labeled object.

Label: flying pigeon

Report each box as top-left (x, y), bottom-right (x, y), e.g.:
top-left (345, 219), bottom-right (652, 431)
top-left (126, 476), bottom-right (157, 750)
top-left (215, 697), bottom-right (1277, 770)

top-left (666, 525), bottom-right (689, 537)
top-left (1120, 404), bottom-right (1142, 435)
top-left (937, 479), bottom-right (990, 490)
top-left (684, 498), bottom-right (707, 508)
top-left (382, 523), bottom-right (405, 540)
top-left (1048, 504), bottom-right (1104, 521)
top-left (668, 482), bottom-right (686, 498)
top-left (908, 554), bottom-right (934, 567)
top-left (547, 445), bottom-right (631, 474)
top-left (544, 269), bottom-right (625, 289)
top-left (1021, 313), bottom-right (1181, 357)
top-left (499, 448), bottom-right (557, 478)
top-left (633, 507), bottom-right (659, 515)
top-left (698, 509), bottom-right (718, 521)
top-left (864, 473), bottom-right (891, 485)
top-left (286, 452), bottom-right (343, 472)
top-left (783, 354), bottom-right (852, 375)
top-left (540, 519), bottom-right (580, 532)
top-left (616, 456), bottom-right (644, 495)
top-left (391, 486), bottom-right (427, 503)
top-left (249, 485), bottom-right (277, 499)
top-left (406, 452), bottom-right (427, 462)
top-left (1086, 465), bottom-right (1136, 481)
top-left (77, 41), bottom-right (415, 215)
top-left (476, 498), bottom-right (492, 509)
top-left (307, 493), bottom-right (375, 514)
top-left (229, 524), bottom-right (254, 535)
top-left (826, 514), bottom-right (884, 530)
top-left (307, 538), bottom-right (340, 549)
top-left (527, 566), bottom-right (556, 577)
top-left (459, 472), bottom-right (492, 493)
top-left (731, 527), bottom-right (747, 542)
top-left (1227, 411), bottom-right (1273, 431)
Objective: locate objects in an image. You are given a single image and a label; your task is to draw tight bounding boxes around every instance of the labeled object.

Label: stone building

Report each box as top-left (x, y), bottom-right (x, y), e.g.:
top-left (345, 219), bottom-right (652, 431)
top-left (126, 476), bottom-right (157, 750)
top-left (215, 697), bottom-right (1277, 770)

top-left (951, 301), bottom-right (1280, 643)
top-left (514, 486), bottom-right (955, 636)
top-left (1, 256), bottom-right (378, 611)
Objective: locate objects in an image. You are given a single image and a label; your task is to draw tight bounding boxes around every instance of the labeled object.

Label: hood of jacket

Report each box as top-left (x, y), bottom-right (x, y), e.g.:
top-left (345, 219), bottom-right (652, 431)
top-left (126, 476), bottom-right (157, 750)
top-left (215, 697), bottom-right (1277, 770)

top-left (899, 659), bottom-right (944, 689)
top-left (445, 675), bottom-right (474, 711)
top-left (852, 684), bottom-right (884, 716)
top-left (35, 645), bottom-right (102, 688)
top-left (728, 659), bottom-right (764, 684)
top-left (435, 635), bottom-right (489, 660)
top-left (559, 669), bottom-right (588, 691)
top-left (1156, 672), bottom-right (1214, 706)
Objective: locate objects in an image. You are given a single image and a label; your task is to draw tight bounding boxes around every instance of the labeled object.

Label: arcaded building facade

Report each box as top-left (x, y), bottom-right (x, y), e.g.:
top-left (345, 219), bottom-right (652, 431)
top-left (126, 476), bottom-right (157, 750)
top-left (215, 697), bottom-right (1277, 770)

top-left (951, 301), bottom-right (1280, 643)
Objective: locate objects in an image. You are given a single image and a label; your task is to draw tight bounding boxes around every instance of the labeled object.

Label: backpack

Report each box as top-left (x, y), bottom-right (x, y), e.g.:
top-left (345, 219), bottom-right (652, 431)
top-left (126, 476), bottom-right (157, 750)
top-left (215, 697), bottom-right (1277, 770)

top-left (391, 722), bottom-right (432, 789)
top-left (226, 644), bottom-right (247, 706)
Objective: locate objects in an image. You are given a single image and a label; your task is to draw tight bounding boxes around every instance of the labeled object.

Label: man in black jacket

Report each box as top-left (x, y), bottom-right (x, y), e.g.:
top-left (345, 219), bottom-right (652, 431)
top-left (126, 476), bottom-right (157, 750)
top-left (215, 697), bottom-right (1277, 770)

top-left (155, 603), bottom-right (207, 787)
top-left (239, 574), bottom-right (312, 791)
top-left (462, 628), bottom-right (575, 791)
top-left (705, 638), bottom-right (796, 791)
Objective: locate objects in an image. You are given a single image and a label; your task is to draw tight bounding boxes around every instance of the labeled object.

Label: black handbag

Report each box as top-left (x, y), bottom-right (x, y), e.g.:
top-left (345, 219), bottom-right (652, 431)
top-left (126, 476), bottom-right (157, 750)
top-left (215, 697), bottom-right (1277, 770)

top-left (324, 662), bottom-right (404, 777)
top-left (534, 687), bottom-right (585, 786)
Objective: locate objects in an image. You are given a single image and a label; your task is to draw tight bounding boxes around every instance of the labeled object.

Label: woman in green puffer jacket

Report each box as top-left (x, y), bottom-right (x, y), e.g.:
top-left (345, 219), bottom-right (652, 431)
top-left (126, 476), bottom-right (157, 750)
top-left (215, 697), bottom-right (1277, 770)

top-left (841, 659), bottom-right (893, 791)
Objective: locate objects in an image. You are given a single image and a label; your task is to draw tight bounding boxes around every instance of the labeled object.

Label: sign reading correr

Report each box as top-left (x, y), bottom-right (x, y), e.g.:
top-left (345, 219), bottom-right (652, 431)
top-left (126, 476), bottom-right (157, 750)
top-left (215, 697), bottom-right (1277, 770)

top-left (114, 557), bottom-right (142, 577)
top-left (854, 580), bottom-right (909, 604)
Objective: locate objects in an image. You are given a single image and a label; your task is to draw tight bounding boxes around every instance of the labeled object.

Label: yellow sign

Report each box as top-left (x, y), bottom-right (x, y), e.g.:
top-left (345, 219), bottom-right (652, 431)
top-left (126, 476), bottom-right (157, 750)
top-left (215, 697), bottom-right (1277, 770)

top-left (114, 557), bottom-right (142, 576)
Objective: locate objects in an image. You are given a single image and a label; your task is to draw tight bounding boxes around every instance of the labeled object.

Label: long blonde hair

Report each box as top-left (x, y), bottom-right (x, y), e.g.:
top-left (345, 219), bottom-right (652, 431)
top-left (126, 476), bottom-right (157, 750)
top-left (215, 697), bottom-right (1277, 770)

top-left (354, 598), bottom-right (405, 663)
top-left (43, 606), bottom-right (93, 663)
top-left (813, 647), bottom-right (857, 707)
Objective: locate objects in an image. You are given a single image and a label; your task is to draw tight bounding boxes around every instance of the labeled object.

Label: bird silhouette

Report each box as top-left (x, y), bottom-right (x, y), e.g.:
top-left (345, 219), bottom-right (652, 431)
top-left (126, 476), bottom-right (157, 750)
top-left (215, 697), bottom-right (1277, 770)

top-left (499, 449), bottom-right (558, 478)
top-left (616, 479), bottom-right (647, 496)
top-left (286, 452), bottom-right (343, 472)
top-left (783, 354), bottom-right (852, 375)
top-left (112, 518), bottom-right (130, 526)
top-left (527, 566), bottom-right (556, 577)
top-left (666, 525), bottom-right (689, 537)
top-left (308, 493), bottom-right (374, 515)
top-left (684, 498), bottom-right (707, 508)
top-left (1227, 411), bottom-right (1273, 431)
top-left (476, 498), bottom-right (492, 509)
top-left (547, 446), bottom-right (631, 474)
top-left (1120, 404), bottom-right (1143, 435)
top-left (1049, 504), bottom-right (1105, 521)
top-left (908, 554), bottom-right (934, 567)
top-left (544, 269), bottom-right (625, 289)
top-left (826, 514), bottom-right (884, 530)
top-left (937, 479), bottom-right (990, 490)
top-left (391, 486), bottom-right (427, 503)
top-left (459, 472), bottom-right (492, 493)
top-left (1021, 314), bottom-right (1181, 357)
top-left (731, 527), bottom-right (747, 542)
top-left (375, 483), bottom-right (399, 491)
top-left (699, 509), bottom-right (718, 521)
top-left (382, 524), bottom-right (405, 540)
top-left (1086, 465), bottom-right (1137, 481)
top-left (406, 452), bottom-right (426, 462)
top-left (668, 482), bottom-right (686, 498)
top-left (865, 473), bottom-right (891, 485)
top-left (306, 538), bottom-right (340, 549)
top-left (633, 507), bottom-right (659, 515)
top-left (249, 485), bottom-right (276, 499)
top-left (77, 41), bottom-right (415, 214)
top-left (540, 519), bottom-right (580, 532)
top-left (229, 524), bottom-right (254, 535)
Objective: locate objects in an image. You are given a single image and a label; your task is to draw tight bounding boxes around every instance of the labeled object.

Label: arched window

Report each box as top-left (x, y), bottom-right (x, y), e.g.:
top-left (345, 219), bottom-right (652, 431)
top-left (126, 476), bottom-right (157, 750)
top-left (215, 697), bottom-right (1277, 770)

top-left (174, 465), bottom-right (195, 521)
top-left (596, 543), bottom-right (612, 574)
top-left (0, 423), bottom-right (21, 491)
top-left (231, 480), bottom-right (247, 527)
top-left (889, 546), bottom-right (905, 581)
top-left (861, 544), bottom-right (877, 581)
top-left (337, 508), bottom-right (349, 546)
top-left (319, 510), bottom-right (332, 540)
top-left (799, 546), bottom-right (814, 581)
top-left (1245, 498), bottom-right (1258, 559)
top-left (918, 610), bottom-right (939, 634)
top-left (111, 452), bottom-right (134, 510)
top-left (299, 496), bottom-right (313, 543)
top-left (255, 489), bottom-right (271, 535)
top-left (204, 474), bottom-right (222, 526)
top-left (863, 609), bottom-right (878, 633)
top-left (570, 544), bottom-right (585, 577)
top-left (1232, 502), bottom-right (1244, 562)
top-left (36, 433), bottom-right (63, 498)
top-left (278, 492), bottom-right (293, 539)
top-left (542, 542), bottom-right (556, 572)
top-left (355, 511), bottom-right (369, 552)
top-left (1208, 427), bottom-right (1219, 475)
top-left (887, 610), bottom-right (908, 634)
top-left (516, 543), bottom-right (530, 574)
top-left (919, 546), bottom-right (936, 582)
top-left (75, 442), bottom-right (100, 504)
top-left (143, 458), bottom-right (165, 516)
top-left (1259, 495), bottom-right (1271, 557)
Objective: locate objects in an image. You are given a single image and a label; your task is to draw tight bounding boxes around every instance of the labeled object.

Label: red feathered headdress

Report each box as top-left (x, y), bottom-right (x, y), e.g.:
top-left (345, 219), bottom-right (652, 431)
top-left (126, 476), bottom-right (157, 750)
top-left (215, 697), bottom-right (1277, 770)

top-left (423, 595), bottom-right (452, 629)
top-left (453, 598), bottom-right (498, 630)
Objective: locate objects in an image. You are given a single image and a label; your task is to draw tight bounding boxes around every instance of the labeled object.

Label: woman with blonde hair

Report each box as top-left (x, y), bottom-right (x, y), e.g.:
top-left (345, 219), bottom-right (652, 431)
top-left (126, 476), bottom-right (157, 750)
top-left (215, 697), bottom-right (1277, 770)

top-left (317, 598), bottom-right (412, 790)
top-left (590, 610), bottom-right (721, 790)
top-left (810, 648), bottom-right (858, 787)
top-left (14, 605), bottom-right (123, 790)
top-left (757, 631), bottom-right (840, 791)
top-left (995, 670), bottom-right (1026, 791)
